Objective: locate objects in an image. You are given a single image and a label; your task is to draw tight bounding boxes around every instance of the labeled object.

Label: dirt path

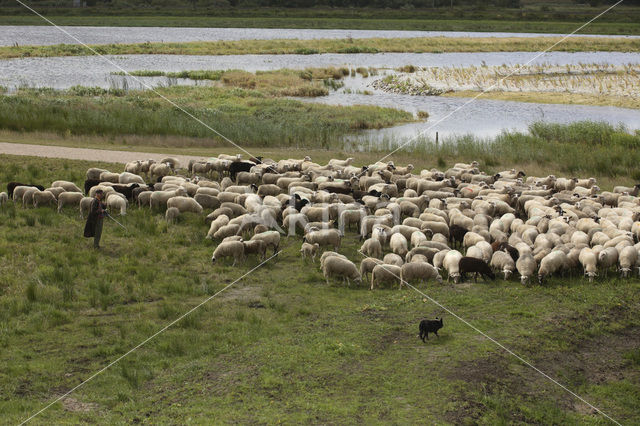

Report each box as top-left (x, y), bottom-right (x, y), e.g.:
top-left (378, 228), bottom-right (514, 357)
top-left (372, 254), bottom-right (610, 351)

top-left (0, 142), bottom-right (208, 165)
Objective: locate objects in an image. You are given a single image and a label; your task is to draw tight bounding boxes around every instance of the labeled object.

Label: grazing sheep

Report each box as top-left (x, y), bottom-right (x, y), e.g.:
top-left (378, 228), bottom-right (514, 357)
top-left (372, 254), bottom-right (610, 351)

top-left (211, 241), bottom-right (245, 266)
top-left (579, 248), bottom-right (598, 282)
top-left (459, 257), bottom-right (495, 282)
top-left (597, 247), bottom-right (618, 276)
top-left (167, 196), bottom-right (203, 214)
top-left (79, 196), bottom-right (93, 218)
top-left (360, 257), bottom-right (384, 281)
top-left (400, 262), bottom-right (443, 287)
top-left (383, 253), bottom-right (404, 267)
top-left (300, 242), bottom-right (320, 262)
top-left (51, 180), bottom-right (82, 193)
top-left (22, 187), bottom-right (41, 207)
top-left (99, 171), bottom-right (120, 183)
top-left (86, 168), bottom-right (108, 180)
top-left (150, 188), bottom-right (187, 209)
top-left (370, 264), bottom-right (402, 290)
top-left (243, 240), bottom-right (267, 261)
top-left (618, 245), bottom-right (637, 278)
top-left (360, 238), bottom-right (382, 259)
top-left (538, 250), bottom-right (569, 284)
top-left (443, 250), bottom-right (463, 283)
top-left (419, 317), bottom-right (443, 342)
top-left (0, 191), bottom-right (7, 207)
top-left (251, 230), bottom-right (281, 254)
top-left (490, 251), bottom-right (515, 280)
top-left (165, 207), bottom-right (180, 223)
top-left (390, 232), bottom-right (409, 258)
top-left (119, 172), bottom-right (145, 185)
top-left (194, 193), bottom-right (220, 210)
top-left (516, 252), bottom-right (537, 285)
top-left (106, 193), bottom-right (127, 215)
top-left (32, 190), bottom-right (57, 208)
top-left (322, 256), bottom-right (361, 286)
top-left (57, 192), bottom-right (84, 213)
top-left (213, 224), bottom-right (242, 240)
top-left (304, 229), bottom-right (341, 251)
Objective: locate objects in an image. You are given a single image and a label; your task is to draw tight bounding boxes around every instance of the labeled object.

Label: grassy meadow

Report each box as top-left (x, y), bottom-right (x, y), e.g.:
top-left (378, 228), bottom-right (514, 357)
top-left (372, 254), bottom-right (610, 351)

top-left (0, 154), bottom-right (639, 423)
top-left (3, 36), bottom-right (640, 59)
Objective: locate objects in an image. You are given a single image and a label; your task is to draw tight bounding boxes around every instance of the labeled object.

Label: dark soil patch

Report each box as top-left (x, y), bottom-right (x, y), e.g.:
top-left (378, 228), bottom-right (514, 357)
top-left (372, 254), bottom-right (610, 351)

top-left (444, 325), bottom-right (640, 423)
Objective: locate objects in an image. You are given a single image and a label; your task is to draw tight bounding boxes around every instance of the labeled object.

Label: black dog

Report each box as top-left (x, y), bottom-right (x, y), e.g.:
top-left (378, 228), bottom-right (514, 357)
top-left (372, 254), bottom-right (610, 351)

top-left (419, 317), bottom-right (443, 342)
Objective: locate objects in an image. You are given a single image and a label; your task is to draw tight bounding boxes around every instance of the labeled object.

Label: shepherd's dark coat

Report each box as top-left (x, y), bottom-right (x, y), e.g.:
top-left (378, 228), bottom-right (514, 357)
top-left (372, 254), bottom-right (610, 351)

top-left (84, 198), bottom-right (105, 238)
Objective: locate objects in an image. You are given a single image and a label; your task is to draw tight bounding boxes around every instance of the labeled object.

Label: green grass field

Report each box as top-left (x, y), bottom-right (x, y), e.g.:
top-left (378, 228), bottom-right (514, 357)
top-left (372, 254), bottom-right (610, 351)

top-left (0, 154), bottom-right (639, 423)
top-left (1, 4), bottom-right (640, 35)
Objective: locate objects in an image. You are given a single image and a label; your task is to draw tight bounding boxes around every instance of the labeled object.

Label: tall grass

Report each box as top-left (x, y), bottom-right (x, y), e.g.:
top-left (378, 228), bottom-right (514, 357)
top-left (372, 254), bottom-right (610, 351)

top-left (2, 36), bottom-right (639, 60)
top-left (376, 121), bottom-right (640, 179)
top-left (0, 86), bottom-right (412, 148)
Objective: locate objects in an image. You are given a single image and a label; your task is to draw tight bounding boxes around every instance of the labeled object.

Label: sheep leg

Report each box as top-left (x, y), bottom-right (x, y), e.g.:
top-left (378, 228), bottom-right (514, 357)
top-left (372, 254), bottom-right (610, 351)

top-left (434, 331), bottom-right (439, 338)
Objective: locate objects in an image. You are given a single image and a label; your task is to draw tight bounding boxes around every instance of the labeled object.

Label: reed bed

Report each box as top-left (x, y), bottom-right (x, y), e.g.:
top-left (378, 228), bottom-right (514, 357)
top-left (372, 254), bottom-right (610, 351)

top-left (374, 62), bottom-right (640, 109)
top-left (0, 85), bottom-right (413, 148)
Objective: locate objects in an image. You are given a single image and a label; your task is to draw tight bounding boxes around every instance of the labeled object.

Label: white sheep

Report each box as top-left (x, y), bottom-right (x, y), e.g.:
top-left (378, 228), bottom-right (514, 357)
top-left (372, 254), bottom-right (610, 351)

top-left (22, 187), bottom-right (40, 207)
top-left (166, 196), bottom-right (203, 214)
top-left (86, 167), bottom-right (108, 180)
top-left (490, 251), bottom-right (515, 280)
top-left (32, 190), bottom-right (57, 208)
top-left (51, 180), bottom-right (82, 193)
top-left (250, 230), bottom-right (281, 254)
top-left (360, 238), bottom-right (382, 259)
top-left (516, 252), bottom-right (536, 285)
top-left (389, 232), bottom-right (409, 258)
top-left (301, 242), bottom-right (320, 262)
top-left (304, 229), bottom-right (341, 251)
top-left (383, 253), bottom-right (404, 267)
top-left (99, 171), bottom-right (120, 183)
top-left (400, 262), bottom-right (443, 287)
top-left (579, 247), bottom-right (598, 282)
top-left (211, 241), bottom-right (245, 266)
top-left (410, 231), bottom-right (428, 248)
top-left (165, 207), bottom-right (180, 223)
top-left (618, 245), bottom-right (638, 278)
top-left (106, 193), bottom-right (127, 215)
top-left (150, 188), bottom-right (187, 209)
top-left (538, 250), bottom-right (569, 283)
top-left (57, 192), bottom-right (84, 213)
top-left (322, 256), bottom-right (361, 286)
top-left (360, 257), bottom-right (383, 282)
top-left (213, 224), bottom-right (241, 240)
top-left (79, 196), bottom-right (93, 218)
top-left (598, 247), bottom-right (619, 276)
top-left (206, 215), bottom-right (230, 239)
top-left (119, 172), bottom-right (146, 185)
top-left (370, 264), bottom-right (402, 290)
top-left (443, 250), bottom-right (463, 283)
top-left (0, 191), bottom-right (7, 206)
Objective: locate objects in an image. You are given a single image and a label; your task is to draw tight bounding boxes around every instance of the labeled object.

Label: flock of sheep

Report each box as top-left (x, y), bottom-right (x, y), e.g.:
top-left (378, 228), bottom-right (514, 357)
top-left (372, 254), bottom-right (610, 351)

top-left (4, 154), bottom-right (640, 289)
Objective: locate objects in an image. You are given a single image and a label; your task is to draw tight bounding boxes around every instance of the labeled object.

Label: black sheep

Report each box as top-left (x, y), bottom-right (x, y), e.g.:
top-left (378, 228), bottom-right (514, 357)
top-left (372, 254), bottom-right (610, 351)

top-left (448, 224), bottom-right (467, 248)
top-left (229, 161), bottom-right (255, 180)
top-left (7, 182), bottom-right (44, 198)
top-left (419, 317), bottom-right (443, 342)
top-left (111, 183), bottom-right (140, 201)
top-left (459, 257), bottom-right (496, 282)
top-left (84, 179), bottom-right (101, 195)
top-left (132, 185), bottom-right (153, 202)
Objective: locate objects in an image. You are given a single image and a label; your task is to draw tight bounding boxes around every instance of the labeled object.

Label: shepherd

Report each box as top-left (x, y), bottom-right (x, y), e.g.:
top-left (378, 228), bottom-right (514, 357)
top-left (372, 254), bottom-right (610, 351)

top-left (84, 189), bottom-right (107, 249)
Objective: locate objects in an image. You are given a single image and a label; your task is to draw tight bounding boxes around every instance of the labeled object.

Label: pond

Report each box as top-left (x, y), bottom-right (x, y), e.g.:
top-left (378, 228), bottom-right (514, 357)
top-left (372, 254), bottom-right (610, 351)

top-left (1, 51), bottom-right (638, 140)
top-left (2, 25), bottom-right (638, 47)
